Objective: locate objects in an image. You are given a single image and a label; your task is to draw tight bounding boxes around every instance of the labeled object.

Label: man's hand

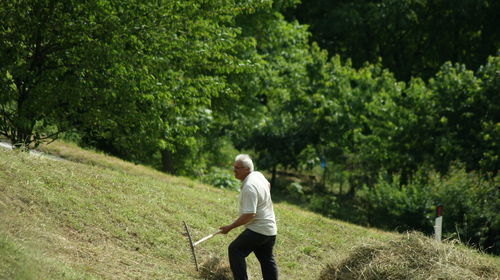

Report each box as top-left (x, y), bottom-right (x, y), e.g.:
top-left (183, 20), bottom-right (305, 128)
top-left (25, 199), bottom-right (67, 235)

top-left (219, 213), bottom-right (256, 235)
top-left (219, 225), bottom-right (233, 234)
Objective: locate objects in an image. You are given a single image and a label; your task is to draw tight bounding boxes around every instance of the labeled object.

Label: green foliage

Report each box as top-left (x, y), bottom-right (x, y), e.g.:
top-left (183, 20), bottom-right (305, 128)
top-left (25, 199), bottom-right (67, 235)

top-left (286, 182), bottom-right (304, 200)
top-left (0, 0), bottom-right (171, 150)
top-left (476, 55), bottom-right (500, 173)
top-left (358, 172), bottom-right (434, 232)
top-left (422, 59), bottom-right (500, 175)
top-left (428, 166), bottom-right (500, 255)
top-left (231, 10), bottom-right (323, 173)
top-left (312, 57), bottom-right (407, 189)
top-left (358, 165), bottom-right (499, 254)
top-left (0, 0), bottom-right (266, 173)
top-left (289, 0), bottom-right (500, 81)
top-left (0, 0), bottom-right (103, 147)
top-left (201, 167), bottom-right (240, 191)
top-left (307, 193), bottom-right (338, 218)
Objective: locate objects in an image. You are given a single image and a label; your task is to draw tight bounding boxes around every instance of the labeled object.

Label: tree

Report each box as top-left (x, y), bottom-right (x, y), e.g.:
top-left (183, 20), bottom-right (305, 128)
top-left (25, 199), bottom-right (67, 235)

top-left (0, 0), bottom-right (264, 175)
top-left (427, 57), bottom-right (500, 174)
top-left (0, 0), bottom-right (168, 150)
top-left (312, 57), bottom-right (412, 192)
top-left (229, 6), bottom-right (326, 184)
top-left (288, 0), bottom-right (500, 81)
top-left (476, 55), bottom-right (500, 174)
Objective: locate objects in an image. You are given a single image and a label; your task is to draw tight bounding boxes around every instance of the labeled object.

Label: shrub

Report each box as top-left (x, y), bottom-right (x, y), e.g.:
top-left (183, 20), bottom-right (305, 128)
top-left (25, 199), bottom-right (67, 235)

top-left (358, 173), bottom-right (434, 233)
top-left (308, 193), bottom-right (338, 218)
top-left (200, 167), bottom-right (240, 191)
top-left (357, 165), bottom-right (499, 255)
top-left (286, 182), bottom-right (305, 200)
top-left (428, 166), bottom-right (499, 255)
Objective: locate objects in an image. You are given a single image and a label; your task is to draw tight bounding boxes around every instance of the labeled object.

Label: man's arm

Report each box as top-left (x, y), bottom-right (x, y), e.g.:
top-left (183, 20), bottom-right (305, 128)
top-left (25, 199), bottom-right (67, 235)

top-left (219, 213), bottom-right (255, 234)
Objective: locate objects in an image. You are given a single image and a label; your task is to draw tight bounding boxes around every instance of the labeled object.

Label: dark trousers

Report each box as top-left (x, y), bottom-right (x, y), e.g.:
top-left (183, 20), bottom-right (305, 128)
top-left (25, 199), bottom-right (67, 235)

top-left (228, 229), bottom-right (278, 280)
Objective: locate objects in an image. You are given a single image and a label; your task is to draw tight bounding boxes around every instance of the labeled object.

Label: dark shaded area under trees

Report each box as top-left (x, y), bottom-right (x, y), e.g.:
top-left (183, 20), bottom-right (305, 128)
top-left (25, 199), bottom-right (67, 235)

top-left (285, 0), bottom-right (500, 81)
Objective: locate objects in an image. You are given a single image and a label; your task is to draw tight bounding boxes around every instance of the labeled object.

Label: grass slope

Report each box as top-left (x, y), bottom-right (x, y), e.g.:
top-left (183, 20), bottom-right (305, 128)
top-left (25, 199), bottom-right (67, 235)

top-left (1, 142), bottom-right (499, 279)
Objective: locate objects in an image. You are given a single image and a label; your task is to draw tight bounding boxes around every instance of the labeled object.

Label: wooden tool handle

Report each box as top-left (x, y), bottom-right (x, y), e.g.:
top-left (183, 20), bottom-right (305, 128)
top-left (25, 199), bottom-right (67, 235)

top-left (193, 230), bottom-right (222, 246)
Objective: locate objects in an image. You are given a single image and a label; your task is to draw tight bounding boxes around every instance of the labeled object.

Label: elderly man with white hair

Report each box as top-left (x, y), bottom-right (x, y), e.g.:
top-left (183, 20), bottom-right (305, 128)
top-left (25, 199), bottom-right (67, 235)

top-left (219, 154), bottom-right (278, 280)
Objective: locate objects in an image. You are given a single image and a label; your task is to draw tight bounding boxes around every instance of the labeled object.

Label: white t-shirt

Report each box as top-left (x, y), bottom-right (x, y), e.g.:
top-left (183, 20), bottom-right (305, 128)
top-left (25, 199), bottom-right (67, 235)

top-left (239, 171), bottom-right (277, 236)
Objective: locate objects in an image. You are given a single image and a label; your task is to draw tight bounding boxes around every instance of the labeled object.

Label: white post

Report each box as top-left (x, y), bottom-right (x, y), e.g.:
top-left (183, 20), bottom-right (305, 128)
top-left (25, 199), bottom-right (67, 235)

top-left (434, 205), bottom-right (443, 241)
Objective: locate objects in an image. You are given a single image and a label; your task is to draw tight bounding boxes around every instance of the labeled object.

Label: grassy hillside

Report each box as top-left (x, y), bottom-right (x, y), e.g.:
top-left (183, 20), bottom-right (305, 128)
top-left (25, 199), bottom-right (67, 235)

top-left (1, 141), bottom-right (499, 279)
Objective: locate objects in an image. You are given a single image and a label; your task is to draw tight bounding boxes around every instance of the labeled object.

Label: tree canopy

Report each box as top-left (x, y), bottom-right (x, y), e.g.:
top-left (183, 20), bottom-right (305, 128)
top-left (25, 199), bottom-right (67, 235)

top-left (287, 0), bottom-right (500, 81)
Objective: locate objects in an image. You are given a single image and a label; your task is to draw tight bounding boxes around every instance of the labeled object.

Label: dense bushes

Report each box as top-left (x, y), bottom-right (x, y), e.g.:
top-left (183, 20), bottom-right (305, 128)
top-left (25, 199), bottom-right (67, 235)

top-left (200, 167), bottom-right (240, 191)
top-left (266, 53), bottom-right (499, 255)
top-left (358, 165), bottom-right (499, 255)
top-left (308, 193), bottom-right (339, 218)
top-left (284, 163), bottom-right (499, 255)
top-left (358, 173), bottom-right (434, 233)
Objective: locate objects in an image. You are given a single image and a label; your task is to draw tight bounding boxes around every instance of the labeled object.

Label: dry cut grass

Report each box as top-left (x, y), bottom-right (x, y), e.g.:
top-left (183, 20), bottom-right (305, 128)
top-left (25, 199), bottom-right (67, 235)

top-left (319, 231), bottom-right (500, 280)
top-left (199, 256), bottom-right (232, 280)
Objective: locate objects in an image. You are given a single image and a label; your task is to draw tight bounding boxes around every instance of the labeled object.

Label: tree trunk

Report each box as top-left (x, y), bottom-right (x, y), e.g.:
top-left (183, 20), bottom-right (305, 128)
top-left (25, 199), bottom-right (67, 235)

top-left (339, 173), bottom-right (343, 196)
top-left (12, 83), bottom-right (35, 150)
top-left (347, 176), bottom-right (357, 198)
top-left (399, 169), bottom-right (410, 187)
top-left (161, 149), bottom-right (175, 174)
top-left (271, 164), bottom-right (277, 188)
top-left (12, 123), bottom-right (34, 151)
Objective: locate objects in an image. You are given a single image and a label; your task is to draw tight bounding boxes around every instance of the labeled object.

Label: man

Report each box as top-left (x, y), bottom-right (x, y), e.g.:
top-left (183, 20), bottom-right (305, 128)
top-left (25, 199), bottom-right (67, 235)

top-left (219, 154), bottom-right (278, 280)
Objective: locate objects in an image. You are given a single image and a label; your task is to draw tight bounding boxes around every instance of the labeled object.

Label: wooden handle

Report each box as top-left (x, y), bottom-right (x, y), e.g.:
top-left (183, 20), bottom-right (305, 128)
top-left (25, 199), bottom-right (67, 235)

top-left (193, 230), bottom-right (222, 246)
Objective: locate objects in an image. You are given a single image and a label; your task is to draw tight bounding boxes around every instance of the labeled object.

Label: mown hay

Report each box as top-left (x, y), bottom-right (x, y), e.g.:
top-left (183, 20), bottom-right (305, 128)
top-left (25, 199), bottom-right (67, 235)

top-left (319, 232), bottom-right (500, 280)
top-left (199, 256), bottom-right (232, 280)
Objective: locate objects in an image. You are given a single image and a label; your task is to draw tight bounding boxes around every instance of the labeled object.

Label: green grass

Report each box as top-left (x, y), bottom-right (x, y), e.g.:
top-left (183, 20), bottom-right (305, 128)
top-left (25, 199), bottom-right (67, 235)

top-left (1, 141), bottom-right (499, 279)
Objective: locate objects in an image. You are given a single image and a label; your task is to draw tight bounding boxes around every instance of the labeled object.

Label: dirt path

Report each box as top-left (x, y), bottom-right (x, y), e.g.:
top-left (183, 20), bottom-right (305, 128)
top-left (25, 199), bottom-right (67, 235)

top-left (0, 141), bottom-right (66, 162)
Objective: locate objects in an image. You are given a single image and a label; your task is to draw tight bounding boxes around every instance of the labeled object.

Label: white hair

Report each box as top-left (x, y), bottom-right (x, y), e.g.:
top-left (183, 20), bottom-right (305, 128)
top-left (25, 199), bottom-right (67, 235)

top-left (235, 154), bottom-right (254, 172)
